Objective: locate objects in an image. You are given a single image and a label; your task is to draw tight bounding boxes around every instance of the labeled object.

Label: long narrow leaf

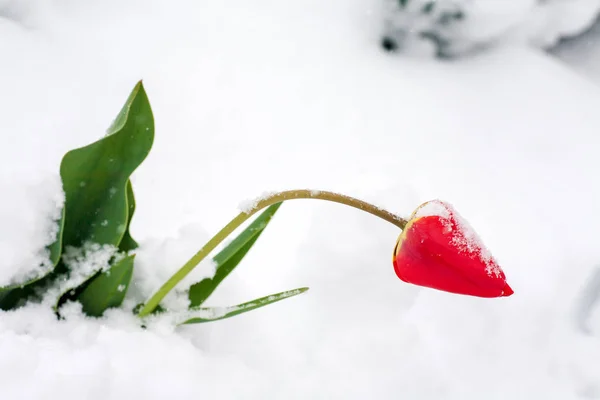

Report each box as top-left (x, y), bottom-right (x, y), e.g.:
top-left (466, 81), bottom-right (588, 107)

top-left (188, 203), bottom-right (282, 307)
top-left (181, 287), bottom-right (308, 325)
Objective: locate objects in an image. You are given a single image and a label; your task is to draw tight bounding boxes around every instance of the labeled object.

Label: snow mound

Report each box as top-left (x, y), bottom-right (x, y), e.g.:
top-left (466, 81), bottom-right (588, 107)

top-left (0, 175), bottom-right (64, 287)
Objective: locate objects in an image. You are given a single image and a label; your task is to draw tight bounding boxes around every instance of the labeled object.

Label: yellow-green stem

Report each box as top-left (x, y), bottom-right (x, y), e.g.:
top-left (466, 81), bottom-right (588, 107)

top-left (137, 190), bottom-right (407, 317)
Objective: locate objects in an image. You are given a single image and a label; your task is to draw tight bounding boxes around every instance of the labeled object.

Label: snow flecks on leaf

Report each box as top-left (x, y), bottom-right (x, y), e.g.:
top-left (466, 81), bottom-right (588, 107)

top-left (168, 287), bottom-right (308, 325)
top-left (42, 242), bottom-right (120, 307)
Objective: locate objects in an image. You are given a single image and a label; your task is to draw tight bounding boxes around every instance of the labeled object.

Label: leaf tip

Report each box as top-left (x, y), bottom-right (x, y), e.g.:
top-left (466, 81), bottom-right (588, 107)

top-left (130, 80), bottom-right (146, 99)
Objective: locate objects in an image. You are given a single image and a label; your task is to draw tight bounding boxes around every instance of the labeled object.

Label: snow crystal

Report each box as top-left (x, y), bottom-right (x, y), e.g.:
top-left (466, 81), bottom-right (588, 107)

top-left (117, 284), bottom-right (126, 292)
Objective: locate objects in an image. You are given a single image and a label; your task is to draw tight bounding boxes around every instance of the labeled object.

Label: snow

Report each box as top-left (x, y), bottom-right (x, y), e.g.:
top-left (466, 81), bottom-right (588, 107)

top-left (412, 199), bottom-right (452, 219)
top-left (46, 243), bottom-right (120, 307)
top-left (1, 0), bottom-right (600, 399)
top-left (132, 224), bottom-right (217, 311)
top-left (0, 175), bottom-right (64, 286)
top-left (238, 191), bottom-right (276, 214)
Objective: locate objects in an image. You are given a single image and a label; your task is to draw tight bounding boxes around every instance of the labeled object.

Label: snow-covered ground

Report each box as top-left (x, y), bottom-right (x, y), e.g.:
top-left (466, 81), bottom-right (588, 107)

top-left (2, 0), bottom-right (600, 399)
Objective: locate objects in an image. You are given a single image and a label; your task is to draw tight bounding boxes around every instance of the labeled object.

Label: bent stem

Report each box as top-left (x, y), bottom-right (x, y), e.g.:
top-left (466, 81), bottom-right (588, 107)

top-left (137, 190), bottom-right (407, 317)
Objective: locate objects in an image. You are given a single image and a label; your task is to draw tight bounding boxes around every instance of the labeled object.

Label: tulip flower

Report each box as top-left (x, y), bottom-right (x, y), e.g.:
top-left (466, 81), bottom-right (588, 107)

top-left (141, 191), bottom-right (512, 316)
top-left (393, 200), bottom-right (513, 298)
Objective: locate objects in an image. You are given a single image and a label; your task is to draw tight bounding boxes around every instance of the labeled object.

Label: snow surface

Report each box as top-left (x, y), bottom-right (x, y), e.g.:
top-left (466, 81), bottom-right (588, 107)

top-left (2, 0), bottom-right (600, 399)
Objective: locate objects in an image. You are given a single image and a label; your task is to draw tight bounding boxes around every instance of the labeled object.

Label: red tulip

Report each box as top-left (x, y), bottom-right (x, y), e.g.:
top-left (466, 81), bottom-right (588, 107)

top-left (393, 200), bottom-right (513, 298)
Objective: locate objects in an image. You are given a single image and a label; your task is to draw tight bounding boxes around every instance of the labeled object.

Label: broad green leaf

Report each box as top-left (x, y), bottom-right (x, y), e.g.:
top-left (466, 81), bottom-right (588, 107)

top-left (1, 81), bottom-right (150, 311)
top-left (181, 287), bottom-right (308, 325)
top-left (59, 80), bottom-right (154, 249)
top-left (77, 254), bottom-right (135, 317)
top-left (118, 180), bottom-right (138, 252)
top-left (188, 203), bottom-right (282, 307)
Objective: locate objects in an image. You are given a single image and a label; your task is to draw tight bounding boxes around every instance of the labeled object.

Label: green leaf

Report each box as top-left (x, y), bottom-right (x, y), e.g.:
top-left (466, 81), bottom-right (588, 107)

top-left (399, 0), bottom-right (409, 8)
top-left (106, 85), bottom-right (140, 136)
top-left (181, 287), bottom-right (308, 325)
top-left (188, 203), bottom-right (282, 307)
top-left (1, 81), bottom-right (151, 311)
top-left (0, 287), bottom-right (29, 310)
top-left (77, 254), bottom-right (135, 317)
top-left (59, 80), bottom-right (154, 249)
top-left (119, 180), bottom-right (138, 252)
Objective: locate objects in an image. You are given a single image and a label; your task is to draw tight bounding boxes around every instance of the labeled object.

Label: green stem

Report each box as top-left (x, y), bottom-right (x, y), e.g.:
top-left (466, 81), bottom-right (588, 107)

top-left (137, 190), bottom-right (407, 317)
